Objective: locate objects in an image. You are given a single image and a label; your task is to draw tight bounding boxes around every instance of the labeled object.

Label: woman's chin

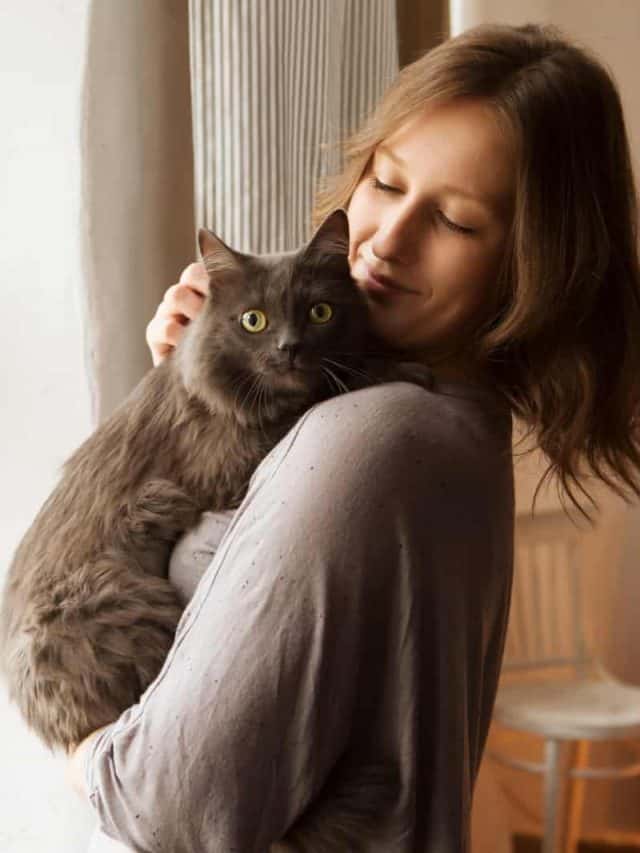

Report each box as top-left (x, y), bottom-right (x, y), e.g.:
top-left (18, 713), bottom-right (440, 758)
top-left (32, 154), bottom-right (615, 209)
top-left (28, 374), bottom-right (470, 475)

top-left (364, 308), bottom-right (409, 351)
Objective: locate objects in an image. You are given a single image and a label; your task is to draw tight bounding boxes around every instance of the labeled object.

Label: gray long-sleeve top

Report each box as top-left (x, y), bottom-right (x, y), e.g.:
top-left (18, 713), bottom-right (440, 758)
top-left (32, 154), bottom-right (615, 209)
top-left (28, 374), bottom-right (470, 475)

top-left (84, 379), bottom-right (515, 852)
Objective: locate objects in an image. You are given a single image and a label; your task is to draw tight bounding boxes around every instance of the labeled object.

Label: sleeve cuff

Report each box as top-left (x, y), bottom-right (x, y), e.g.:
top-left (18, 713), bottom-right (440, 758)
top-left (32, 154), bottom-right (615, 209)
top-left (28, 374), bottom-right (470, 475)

top-left (83, 724), bottom-right (115, 802)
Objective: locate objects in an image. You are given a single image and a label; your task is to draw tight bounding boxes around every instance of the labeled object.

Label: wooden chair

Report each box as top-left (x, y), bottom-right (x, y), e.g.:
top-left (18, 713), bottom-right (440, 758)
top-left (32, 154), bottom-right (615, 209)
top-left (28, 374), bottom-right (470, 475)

top-left (486, 509), bottom-right (640, 853)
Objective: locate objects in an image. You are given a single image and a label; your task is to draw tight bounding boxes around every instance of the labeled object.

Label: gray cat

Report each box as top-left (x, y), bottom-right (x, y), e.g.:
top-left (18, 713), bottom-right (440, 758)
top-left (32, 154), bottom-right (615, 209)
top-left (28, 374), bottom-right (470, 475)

top-left (0, 208), bottom-right (432, 756)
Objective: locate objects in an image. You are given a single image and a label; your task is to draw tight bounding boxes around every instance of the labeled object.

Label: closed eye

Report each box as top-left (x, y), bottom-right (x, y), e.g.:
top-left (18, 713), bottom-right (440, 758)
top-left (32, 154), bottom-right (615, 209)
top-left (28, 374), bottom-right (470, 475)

top-left (369, 176), bottom-right (475, 235)
top-left (370, 176), bottom-right (401, 194)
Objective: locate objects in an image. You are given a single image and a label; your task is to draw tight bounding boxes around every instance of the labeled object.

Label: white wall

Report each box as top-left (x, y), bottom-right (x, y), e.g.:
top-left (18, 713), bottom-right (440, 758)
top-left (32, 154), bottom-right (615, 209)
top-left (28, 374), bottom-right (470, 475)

top-left (0, 2), bottom-right (98, 851)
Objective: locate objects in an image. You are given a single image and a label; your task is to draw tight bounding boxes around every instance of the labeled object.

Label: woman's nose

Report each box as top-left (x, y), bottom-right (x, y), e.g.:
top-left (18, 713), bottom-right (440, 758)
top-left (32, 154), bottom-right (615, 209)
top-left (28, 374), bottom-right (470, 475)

top-left (370, 207), bottom-right (421, 265)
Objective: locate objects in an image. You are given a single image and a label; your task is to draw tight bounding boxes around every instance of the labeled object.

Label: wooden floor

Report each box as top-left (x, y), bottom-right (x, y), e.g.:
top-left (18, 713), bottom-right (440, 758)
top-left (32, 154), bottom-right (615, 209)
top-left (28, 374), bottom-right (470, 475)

top-left (513, 834), bottom-right (640, 853)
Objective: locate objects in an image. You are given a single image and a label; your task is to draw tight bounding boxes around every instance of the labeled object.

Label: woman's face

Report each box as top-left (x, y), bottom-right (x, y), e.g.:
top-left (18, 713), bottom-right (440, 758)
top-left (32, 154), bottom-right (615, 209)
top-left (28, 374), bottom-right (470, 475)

top-left (347, 99), bottom-right (516, 374)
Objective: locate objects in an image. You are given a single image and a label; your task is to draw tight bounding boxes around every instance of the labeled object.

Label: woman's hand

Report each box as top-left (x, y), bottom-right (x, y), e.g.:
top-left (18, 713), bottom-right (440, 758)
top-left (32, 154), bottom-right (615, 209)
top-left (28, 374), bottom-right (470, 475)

top-left (145, 262), bottom-right (209, 366)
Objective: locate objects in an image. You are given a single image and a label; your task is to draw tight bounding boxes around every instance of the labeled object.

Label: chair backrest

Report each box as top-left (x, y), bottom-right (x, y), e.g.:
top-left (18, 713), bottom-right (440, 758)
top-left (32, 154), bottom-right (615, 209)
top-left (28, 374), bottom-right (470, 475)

top-left (502, 508), bottom-right (593, 677)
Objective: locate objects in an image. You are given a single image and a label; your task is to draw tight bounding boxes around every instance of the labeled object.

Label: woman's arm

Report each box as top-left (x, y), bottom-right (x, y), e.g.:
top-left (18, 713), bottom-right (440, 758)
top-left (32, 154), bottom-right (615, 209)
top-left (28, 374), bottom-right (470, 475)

top-left (66, 508), bottom-right (237, 809)
top-left (78, 382), bottom-right (448, 852)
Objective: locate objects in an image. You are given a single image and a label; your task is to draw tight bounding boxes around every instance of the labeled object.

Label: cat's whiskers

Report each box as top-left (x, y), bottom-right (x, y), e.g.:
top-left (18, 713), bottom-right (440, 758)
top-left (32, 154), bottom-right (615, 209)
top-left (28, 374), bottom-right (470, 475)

top-left (321, 356), bottom-right (373, 384)
top-left (239, 376), bottom-right (267, 435)
top-left (320, 364), bottom-right (350, 396)
top-left (254, 378), bottom-right (269, 436)
top-left (242, 371), bottom-right (270, 436)
top-left (253, 381), bottom-right (263, 433)
top-left (231, 372), bottom-right (259, 415)
top-left (229, 375), bottom-right (248, 411)
top-left (260, 381), bottom-right (275, 436)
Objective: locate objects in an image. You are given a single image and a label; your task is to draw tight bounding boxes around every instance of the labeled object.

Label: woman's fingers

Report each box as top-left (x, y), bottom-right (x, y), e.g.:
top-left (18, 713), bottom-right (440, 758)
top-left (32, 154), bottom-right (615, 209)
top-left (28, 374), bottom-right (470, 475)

top-left (179, 261), bottom-right (209, 297)
top-left (161, 282), bottom-right (206, 321)
top-left (145, 262), bottom-right (210, 366)
top-left (146, 311), bottom-right (186, 367)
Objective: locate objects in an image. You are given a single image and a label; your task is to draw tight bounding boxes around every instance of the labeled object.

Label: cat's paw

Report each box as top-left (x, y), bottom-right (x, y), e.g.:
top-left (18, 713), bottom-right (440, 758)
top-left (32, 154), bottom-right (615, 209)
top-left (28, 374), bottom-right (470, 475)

top-left (116, 479), bottom-right (203, 576)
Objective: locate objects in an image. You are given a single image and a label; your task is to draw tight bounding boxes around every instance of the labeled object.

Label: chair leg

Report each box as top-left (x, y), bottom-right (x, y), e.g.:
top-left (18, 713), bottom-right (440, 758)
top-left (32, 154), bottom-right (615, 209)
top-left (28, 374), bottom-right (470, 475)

top-left (542, 738), bottom-right (573, 853)
top-left (566, 740), bottom-right (589, 853)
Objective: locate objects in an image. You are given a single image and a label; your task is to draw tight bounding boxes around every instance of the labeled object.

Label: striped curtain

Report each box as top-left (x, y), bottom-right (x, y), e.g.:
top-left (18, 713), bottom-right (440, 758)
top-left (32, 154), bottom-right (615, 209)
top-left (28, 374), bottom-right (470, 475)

top-left (188, 0), bottom-right (398, 254)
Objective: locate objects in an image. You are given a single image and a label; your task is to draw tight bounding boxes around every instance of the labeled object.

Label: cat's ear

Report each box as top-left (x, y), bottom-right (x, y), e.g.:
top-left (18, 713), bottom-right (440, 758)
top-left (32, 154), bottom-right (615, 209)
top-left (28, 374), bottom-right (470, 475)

top-left (198, 228), bottom-right (242, 280)
top-left (304, 208), bottom-right (350, 259)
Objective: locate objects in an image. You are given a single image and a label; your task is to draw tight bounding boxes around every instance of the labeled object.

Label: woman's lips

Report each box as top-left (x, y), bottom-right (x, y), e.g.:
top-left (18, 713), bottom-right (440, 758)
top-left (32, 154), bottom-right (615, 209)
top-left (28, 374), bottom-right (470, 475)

top-left (361, 265), bottom-right (416, 295)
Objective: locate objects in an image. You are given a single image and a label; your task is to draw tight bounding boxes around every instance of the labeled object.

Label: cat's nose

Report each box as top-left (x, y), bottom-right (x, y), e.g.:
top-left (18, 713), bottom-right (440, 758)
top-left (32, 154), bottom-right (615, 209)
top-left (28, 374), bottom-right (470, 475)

top-left (277, 340), bottom-right (301, 363)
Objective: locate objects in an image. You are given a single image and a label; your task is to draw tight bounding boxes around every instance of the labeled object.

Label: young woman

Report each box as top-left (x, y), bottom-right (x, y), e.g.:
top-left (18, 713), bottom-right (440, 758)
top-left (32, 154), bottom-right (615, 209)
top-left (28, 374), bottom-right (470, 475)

top-left (68, 21), bottom-right (640, 852)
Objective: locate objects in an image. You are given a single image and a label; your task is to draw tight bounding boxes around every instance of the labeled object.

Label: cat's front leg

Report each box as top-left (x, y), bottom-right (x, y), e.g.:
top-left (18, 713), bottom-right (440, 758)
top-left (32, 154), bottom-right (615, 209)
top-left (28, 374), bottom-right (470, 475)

top-left (114, 478), bottom-right (204, 577)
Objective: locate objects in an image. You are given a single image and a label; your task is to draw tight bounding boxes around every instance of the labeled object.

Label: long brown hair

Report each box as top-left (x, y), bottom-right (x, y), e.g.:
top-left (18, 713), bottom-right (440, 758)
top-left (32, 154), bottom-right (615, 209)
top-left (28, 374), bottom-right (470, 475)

top-left (312, 21), bottom-right (640, 524)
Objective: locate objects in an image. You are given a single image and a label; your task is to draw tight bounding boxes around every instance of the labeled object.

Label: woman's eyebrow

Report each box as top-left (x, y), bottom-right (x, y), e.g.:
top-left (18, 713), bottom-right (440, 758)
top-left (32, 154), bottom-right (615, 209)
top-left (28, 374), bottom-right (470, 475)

top-left (376, 143), bottom-right (409, 170)
top-left (375, 143), bottom-right (498, 212)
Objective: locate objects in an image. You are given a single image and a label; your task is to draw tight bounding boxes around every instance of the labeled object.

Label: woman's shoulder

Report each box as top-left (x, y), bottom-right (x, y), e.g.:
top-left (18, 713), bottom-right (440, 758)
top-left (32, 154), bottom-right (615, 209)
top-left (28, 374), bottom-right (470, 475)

top-left (251, 379), bottom-right (512, 498)
top-left (267, 379), bottom-right (511, 486)
top-left (246, 380), bottom-right (514, 550)
top-left (309, 380), bottom-right (432, 432)
top-left (302, 379), bottom-right (511, 453)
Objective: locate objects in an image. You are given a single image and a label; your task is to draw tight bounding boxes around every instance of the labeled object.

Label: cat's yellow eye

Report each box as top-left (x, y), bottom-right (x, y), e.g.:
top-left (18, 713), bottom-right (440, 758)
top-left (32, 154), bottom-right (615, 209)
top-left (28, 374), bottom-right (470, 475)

top-left (309, 302), bottom-right (333, 324)
top-left (240, 309), bottom-right (268, 333)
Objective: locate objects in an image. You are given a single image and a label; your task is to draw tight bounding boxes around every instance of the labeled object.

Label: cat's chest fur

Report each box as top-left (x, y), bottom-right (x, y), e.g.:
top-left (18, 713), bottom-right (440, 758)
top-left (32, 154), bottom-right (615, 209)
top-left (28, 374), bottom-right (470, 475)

top-left (164, 393), bottom-right (295, 510)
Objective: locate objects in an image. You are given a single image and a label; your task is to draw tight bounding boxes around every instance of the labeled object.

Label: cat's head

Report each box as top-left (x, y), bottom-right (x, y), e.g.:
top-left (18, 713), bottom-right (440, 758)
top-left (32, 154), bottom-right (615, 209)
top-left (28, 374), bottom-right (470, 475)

top-left (174, 209), bottom-right (370, 423)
